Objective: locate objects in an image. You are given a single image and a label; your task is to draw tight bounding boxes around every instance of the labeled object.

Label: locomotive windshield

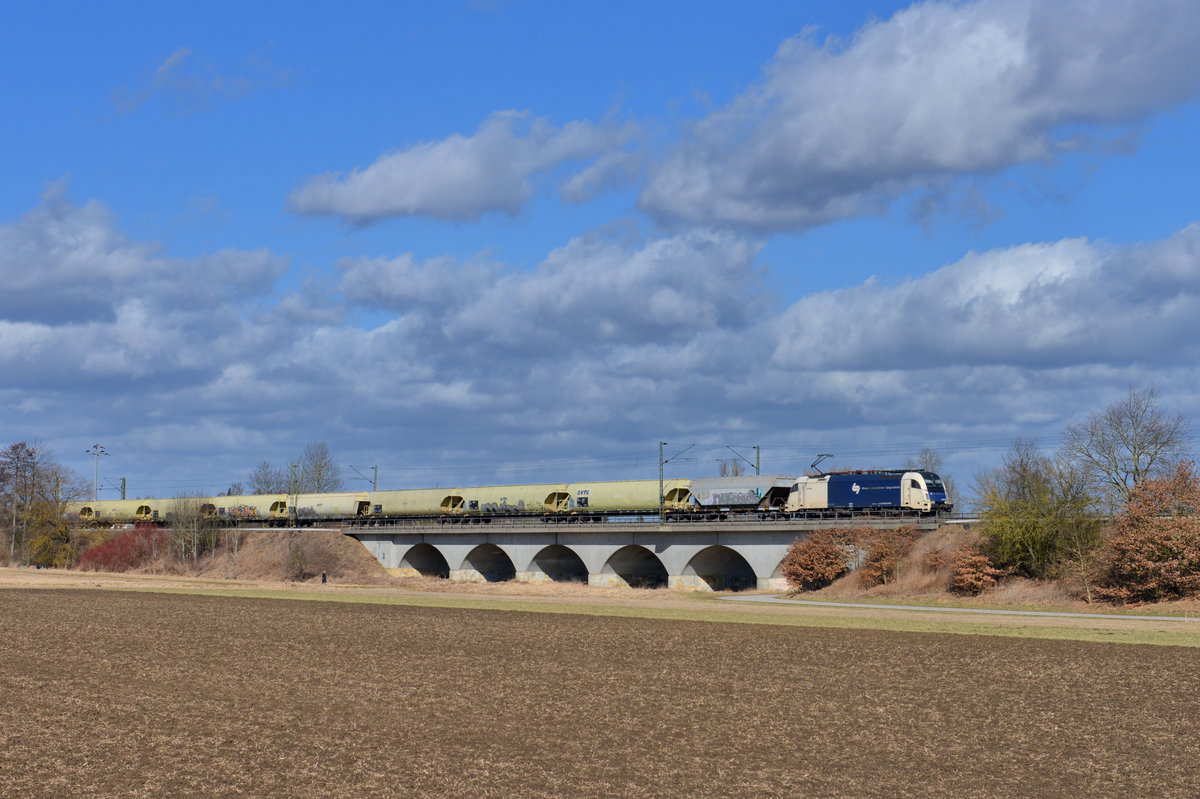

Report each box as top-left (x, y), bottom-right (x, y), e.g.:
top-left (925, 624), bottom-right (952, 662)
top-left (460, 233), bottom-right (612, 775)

top-left (920, 472), bottom-right (946, 493)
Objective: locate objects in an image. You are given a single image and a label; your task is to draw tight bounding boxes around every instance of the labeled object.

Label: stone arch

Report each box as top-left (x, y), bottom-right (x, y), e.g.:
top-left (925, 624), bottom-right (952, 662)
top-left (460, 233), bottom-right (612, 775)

top-left (401, 543), bottom-right (450, 579)
top-left (530, 544), bottom-right (588, 583)
top-left (682, 545), bottom-right (758, 592)
top-left (463, 543), bottom-right (516, 582)
top-left (602, 545), bottom-right (668, 589)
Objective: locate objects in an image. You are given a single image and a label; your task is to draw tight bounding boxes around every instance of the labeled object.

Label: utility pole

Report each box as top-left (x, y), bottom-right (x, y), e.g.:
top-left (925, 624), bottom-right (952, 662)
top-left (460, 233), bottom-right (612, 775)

top-left (658, 442), bottom-right (694, 522)
top-left (86, 444), bottom-right (108, 501)
top-left (121, 477), bottom-right (127, 500)
top-left (659, 441), bottom-right (665, 518)
top-left (288, 462), bottom-right (299, 526)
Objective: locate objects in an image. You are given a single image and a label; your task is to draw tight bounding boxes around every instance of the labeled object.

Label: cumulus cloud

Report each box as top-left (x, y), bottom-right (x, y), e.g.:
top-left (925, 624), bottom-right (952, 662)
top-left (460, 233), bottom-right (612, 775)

top-left (640, 0), bottom-right (1200, 231)
top-left (0, 185), bottom-right (287, 326)
top-left (288, 111), bottom-right (639, 223)
top-left (330, 221), bottom-right (1199, 468)
top-left (4, 187), bottom-right (1198, 492)
top-left (770, 224), bottom-right (1200, 372)
top-left (337, 228), bottom-right (764, 356)
top-left (0, 189), bottom-right (292, 389)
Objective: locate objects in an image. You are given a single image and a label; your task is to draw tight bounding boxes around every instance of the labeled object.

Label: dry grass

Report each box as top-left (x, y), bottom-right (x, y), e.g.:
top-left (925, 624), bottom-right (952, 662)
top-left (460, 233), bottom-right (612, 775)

top-left (203, 529), bottom-right (393, 583)
top-left (43, 523), bottom-right (1200, 621)
top-left (3, 588), bottom-right (1200, 798)
top-left (820, 525), bottom-right (974, 599)
top-left (811, 525), bottom-right (1091, 612)
top-left (96, 529), bottom-right (395, 584)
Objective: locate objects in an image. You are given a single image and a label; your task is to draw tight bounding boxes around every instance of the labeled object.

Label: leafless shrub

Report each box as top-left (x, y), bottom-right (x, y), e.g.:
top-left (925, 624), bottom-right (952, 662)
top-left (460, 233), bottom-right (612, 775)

top-left (780, 531), bottom-right (851, 591)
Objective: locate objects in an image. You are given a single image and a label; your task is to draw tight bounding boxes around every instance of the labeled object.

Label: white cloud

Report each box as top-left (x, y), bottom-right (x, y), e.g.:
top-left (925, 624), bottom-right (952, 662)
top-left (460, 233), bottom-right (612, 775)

top-left (772, 224), bottom-right (1200, 371)
top-left (0, 185), bottom-right (288, 325)
top-left (328, 221), bottom-right (1199, 475)
top-left (288, 111), bottom-right (639, 223)
top-left (4, 188), bottom-right (1198, 493)
top-left (640, 0), bottom-right (1200, 231)
top-left (339, 253), bottom-right (500, 311)
top-left (337, 228), bottom-right (764, 355)
top-left (0, 189), bottom-right (293, 391)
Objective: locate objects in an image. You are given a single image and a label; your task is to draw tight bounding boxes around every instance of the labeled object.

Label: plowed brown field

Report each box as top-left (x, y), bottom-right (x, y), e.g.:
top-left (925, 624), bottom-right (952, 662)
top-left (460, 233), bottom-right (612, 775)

top-left (2, 587), bottom-right (1199, 798)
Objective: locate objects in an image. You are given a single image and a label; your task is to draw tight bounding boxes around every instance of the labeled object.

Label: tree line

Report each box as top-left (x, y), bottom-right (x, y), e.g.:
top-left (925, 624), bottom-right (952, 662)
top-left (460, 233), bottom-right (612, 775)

top-left (0, 442), bottom-right (89, 567)
top-left (1, 440), bottom-right (345, 569)
top-left (971, 386), bottom-right (1193, 602)
top-left (782, 386), bottom-right (1196, 604)
top-left (229, 441), bottom-right (345, 496)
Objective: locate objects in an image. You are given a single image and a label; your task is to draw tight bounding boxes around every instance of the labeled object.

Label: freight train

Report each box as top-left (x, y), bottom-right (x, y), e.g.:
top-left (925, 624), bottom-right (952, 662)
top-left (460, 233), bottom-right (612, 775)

top-left (65, 469), bottom-right (952, 526)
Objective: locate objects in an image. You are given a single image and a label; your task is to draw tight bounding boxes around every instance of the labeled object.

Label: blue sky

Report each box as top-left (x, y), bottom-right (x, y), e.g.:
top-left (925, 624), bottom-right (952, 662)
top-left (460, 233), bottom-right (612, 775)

top-left (2, 0), bottom-right (1199, 499)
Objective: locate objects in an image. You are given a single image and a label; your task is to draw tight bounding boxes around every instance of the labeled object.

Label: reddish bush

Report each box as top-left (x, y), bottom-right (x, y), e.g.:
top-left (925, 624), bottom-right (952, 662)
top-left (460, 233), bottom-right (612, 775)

top-left (780, 531), bottom-right (850, 591)
top-left (857, 526), bottom-right (924, 587)
top-left (78, 524), bottom-right (166, 572)
top-left (949, 548), bottom-right (1002, 596)
top-left (1097, 461), bottom-right (1200, 604)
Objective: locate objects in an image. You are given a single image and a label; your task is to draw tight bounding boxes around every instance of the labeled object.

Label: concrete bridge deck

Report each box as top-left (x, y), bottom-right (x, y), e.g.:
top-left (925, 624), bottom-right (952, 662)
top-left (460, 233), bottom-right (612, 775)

top-left (342, 517), bottom-right (942, 592)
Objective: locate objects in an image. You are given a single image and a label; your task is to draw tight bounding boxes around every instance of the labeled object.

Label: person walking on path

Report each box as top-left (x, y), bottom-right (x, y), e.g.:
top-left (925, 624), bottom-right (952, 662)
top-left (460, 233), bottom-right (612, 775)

top-left (321, 569), bottom-right (327, 585)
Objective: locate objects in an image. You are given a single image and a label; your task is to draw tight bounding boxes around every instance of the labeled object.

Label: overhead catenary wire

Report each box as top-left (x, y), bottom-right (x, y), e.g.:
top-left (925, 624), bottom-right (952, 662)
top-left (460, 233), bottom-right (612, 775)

top-left (111, 427), bottom-right (1200, 498)
top-left (103, 433), bottom-right (1116, 498)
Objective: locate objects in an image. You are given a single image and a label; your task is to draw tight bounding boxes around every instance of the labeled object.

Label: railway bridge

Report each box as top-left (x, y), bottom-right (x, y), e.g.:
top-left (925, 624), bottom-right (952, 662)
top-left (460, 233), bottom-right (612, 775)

top-left (346, 517), bottom-right (941, 591)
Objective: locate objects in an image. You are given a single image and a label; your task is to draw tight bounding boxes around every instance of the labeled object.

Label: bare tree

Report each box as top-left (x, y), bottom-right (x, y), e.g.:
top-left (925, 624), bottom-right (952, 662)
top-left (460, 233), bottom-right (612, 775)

top-left (2, 442), bottom-right (86, 564)
top-left (167, 494), bottom-right (218, 567)
top-left (972, 438), bottom-right (1048, 508)
top-left (245, 442), bottom-right (344, 496)
top-left (1, 442), bottom-right (38, 561)
top-left (247, 460), bottom-right (288, 494)
top-left (718, 459), bottom-right (745, 477)
top-left (1049, 456), bottom-right (1104, 603)
top-left (905, 447), bottom-right (943, 472)
top-left (300, 441), bottom-right (343, 493)
top-left (904, 447), bottom-right (956, 501)
top-left (972, 438), bottom-right (1100, 581)
top-left (1062, 386), bottom-right (1189, 509)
